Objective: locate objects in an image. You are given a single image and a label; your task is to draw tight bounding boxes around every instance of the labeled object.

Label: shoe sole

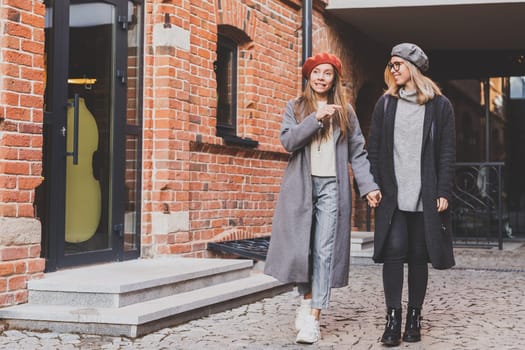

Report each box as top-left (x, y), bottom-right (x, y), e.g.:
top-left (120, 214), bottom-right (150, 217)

top-left (296, 337), bottom-right (319, 344)
top-left (296, 330), bottom-right (320, 344)
top-left (403, 337), bottom-right (421, 342)
top-left (381, 339), bottom-right (401, 347)
top-left (381, 341), bottom-right (401, 347)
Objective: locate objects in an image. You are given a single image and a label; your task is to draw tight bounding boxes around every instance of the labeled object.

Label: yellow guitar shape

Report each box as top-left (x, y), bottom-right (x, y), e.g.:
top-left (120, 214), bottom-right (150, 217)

top-left (65, 97), bottom-right (101, 243)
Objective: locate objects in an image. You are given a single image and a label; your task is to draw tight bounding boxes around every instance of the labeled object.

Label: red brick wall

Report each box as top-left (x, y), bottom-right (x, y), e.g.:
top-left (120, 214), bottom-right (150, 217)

top-left (0, 0), bottom-right (385, 307)
top-left (142, 0), bottom-right (380, 258)
top-left (141, 0), bottom-right (304, 257)
top-left (0, 0), bottom-right (46, 306)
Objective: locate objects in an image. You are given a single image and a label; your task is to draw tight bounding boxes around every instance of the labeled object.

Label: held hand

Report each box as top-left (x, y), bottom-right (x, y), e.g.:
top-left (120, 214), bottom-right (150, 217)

top-left (316, 104), bottom-right (342, 121)
top-left (436, 197), bottom-right (448, 212)
top-left (366, 190), bottom-right (382, 208)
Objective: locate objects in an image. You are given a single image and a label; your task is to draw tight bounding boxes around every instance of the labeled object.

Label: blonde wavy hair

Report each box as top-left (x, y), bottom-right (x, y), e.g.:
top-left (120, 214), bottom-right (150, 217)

top-left (294, 68), bottom-right (353, 141)
top-left (384, 58), bottom-right (442, 104)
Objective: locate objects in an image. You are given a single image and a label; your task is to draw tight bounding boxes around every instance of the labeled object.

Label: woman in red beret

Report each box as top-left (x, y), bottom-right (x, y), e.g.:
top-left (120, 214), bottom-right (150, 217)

top-left (367, 43), bottom-right (456, 346)
top-left (264, 52), bottom-right (381, 344)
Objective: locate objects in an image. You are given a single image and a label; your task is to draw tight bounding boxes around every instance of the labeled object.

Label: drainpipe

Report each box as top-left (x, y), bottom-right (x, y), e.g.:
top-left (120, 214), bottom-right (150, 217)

top-left (483, 78), bottom-right (491, 161)
top-left (302, 0), bottom-right (312, 89)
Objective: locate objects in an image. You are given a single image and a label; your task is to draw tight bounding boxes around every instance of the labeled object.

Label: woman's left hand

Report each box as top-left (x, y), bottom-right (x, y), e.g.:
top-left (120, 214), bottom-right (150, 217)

top-left (436, 197), bottom-right (448, 212)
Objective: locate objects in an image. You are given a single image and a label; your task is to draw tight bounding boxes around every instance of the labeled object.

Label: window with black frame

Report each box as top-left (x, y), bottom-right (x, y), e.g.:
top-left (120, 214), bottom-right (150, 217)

top-left (215, 34), bottom-right (237, 137)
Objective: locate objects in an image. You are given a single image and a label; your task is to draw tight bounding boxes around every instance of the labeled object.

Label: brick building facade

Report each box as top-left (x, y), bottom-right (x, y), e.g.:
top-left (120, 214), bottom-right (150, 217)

top-left (0, 0), bottom-right (46, 306)
top-left (0, 0), bottom-right (386, 307)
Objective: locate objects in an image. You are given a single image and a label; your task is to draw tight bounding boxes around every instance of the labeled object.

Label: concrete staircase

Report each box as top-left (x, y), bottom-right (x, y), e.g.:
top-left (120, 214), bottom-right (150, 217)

top-left (0, 257), bottom-right (290, 337)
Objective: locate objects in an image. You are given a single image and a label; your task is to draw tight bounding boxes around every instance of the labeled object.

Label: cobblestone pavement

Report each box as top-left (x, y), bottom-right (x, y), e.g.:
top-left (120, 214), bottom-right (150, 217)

top-left (1, 243), bottom-right (524, 349)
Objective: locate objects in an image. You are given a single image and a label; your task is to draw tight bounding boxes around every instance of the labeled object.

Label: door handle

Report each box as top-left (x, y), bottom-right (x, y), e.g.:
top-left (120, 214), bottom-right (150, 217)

top-left (66, 93), bottom-right (80, 165)
top-left (113, 223), bottom-right (124, 238)
top-left (116, 69), bottom-right (126, 84)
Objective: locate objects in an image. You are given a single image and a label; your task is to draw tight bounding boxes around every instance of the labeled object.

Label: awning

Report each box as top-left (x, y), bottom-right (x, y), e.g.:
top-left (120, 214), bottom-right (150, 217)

top-left (327, 0), bottom-right (525, 50)
top-left (326, 0), bottom-right (525, 77)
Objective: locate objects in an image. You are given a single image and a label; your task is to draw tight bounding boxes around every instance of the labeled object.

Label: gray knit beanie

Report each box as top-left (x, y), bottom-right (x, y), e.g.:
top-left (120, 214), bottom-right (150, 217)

top-left (391, 43), bottom-right (429, 72)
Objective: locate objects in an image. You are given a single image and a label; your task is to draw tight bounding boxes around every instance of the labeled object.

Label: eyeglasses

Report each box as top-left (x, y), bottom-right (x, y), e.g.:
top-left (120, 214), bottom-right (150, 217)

top-left (387, 61), bottom-right (403, 72)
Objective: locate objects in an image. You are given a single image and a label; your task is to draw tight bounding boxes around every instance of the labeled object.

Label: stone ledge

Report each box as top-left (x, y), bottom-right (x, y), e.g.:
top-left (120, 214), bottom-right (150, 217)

top-left (351, 231), bottom-right (374, 258)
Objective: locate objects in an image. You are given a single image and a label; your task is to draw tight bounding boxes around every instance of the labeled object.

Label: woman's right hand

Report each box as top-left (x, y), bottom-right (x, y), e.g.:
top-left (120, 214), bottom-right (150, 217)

top-left (316, 104), bottom-right (341, 121)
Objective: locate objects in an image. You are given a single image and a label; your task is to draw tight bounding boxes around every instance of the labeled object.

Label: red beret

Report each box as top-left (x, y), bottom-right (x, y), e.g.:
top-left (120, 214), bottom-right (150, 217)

top-left (301, 53), bottom-right (342, 79)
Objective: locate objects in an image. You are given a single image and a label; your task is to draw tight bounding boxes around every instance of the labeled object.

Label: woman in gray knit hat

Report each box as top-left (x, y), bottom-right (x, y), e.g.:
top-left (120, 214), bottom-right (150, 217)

top-left (367, 43), bottom-right (456, 346)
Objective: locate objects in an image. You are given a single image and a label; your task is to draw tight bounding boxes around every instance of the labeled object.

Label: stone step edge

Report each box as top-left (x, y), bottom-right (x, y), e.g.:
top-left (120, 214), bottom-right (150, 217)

top-left (351, 231), bottom-right (374, 244)
top-left (28, 258), bottom-right (254, 294)
top-left (28, 267), bottom-right (252, 309)
top-left (0, 274), bottom-right (284, 326)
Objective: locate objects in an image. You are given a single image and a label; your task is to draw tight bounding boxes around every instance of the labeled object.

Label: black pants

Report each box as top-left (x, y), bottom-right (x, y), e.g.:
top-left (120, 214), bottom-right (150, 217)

top-left (382, 209), bottom-right (429, 309)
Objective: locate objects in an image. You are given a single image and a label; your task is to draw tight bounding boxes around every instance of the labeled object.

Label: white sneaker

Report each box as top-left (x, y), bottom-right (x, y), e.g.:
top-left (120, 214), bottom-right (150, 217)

top-left (295, 315), bottom-right (320, 344)
top-left (294, 299), bottom-right (312, 331)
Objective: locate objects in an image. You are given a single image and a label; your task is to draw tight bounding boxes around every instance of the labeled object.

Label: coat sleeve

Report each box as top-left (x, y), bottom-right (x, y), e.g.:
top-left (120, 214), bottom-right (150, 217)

top-left (347, 105), bottom-right (379, 197)
top-left (280, 100), bottom-right (321, 153)
top-left (367, 96), bottom-right (386, 184)
top-left (436, 96), bottom-right (456, 200)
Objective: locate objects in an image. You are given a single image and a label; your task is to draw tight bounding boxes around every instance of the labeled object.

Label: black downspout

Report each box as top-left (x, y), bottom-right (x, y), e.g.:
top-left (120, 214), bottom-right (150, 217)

top-left (483, 78), bottom-right (491, 162)
top-left (302, 0), bottom-right (312, 89)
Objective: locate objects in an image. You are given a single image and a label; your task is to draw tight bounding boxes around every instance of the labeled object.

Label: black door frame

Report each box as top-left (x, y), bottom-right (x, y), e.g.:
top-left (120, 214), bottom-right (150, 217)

top-left (42, 0), bottom-right (134, 271)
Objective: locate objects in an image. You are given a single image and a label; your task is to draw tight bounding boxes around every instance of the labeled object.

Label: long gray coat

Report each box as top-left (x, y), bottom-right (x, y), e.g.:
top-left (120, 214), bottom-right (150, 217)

top-left (264, 100), bottom-right (378, 288)
top-left (367, 94), bottom-right (456, 269)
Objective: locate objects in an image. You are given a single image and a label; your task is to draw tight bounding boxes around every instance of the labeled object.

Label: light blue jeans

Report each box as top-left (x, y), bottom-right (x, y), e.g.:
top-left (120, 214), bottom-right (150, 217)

top-left (298, 176), bottom-right (338, 310)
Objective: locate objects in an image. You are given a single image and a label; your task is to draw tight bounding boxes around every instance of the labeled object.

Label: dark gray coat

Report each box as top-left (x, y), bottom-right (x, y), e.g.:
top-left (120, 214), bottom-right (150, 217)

top-left (367, 94), bottom-right (456, 269)
top-left (264, 100), bottom-right (378, 288)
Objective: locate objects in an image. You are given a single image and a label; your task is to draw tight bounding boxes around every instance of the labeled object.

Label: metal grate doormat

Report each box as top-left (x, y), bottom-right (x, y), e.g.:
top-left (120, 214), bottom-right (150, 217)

top-left (207, 236), bottom-right (270, 261)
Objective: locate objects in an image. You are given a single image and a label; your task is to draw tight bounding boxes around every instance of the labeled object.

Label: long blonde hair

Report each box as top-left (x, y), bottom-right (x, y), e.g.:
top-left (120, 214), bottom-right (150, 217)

top-left (384, 59), bottom-right (442, 104)
top-left (294, 69), bottom-right (353, 141)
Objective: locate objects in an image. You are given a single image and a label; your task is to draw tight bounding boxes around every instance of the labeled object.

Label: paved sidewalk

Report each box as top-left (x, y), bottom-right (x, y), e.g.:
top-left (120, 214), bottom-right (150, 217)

top-left (0, 243), bottom-right (524, 349)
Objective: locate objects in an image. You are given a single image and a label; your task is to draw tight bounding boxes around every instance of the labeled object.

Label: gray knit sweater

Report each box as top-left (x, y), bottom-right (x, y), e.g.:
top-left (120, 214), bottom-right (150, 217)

top-left (394, 89), bottom-right (425, 211)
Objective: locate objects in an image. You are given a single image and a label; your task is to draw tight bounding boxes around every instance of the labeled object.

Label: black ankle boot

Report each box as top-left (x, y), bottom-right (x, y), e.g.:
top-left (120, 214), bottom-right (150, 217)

top-left (381, 307), bottom-right (402, 346)
top-left (403, 306), bottom-right (422, 342)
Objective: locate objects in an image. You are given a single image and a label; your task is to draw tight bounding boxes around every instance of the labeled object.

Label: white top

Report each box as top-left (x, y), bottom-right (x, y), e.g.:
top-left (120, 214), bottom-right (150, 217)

top-left (310, 101), bottom-right (336, 177)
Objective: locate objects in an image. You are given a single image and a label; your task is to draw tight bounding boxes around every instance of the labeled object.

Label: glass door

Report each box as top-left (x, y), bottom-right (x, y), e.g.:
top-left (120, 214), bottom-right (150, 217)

top-left (40, 0), bottom-right (141, 270)
top-left (65, 0), bottom-right (121, 261)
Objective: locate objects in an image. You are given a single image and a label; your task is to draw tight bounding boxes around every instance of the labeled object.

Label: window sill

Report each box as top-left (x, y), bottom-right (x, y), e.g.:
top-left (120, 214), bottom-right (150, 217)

top-left (222, 135), bottom-right (259, 148)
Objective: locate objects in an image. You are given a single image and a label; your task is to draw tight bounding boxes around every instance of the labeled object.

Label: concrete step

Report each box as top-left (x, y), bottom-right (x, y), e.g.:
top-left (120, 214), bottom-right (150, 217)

top-left (0, 258), bottom-right (291, 337)
top-left (351, 231), bottom-right (374, 258)
top-left (27, 257), bottom-right (253, 308)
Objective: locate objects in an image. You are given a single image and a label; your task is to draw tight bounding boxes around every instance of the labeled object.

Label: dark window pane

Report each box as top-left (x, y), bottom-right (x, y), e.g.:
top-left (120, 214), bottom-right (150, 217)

top-left (216, 35), bottom-right (236, 135)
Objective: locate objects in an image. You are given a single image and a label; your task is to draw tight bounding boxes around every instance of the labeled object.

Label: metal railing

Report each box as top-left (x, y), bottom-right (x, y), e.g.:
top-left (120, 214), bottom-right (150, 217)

top-left (452, 162), bottom-right (505, 249)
